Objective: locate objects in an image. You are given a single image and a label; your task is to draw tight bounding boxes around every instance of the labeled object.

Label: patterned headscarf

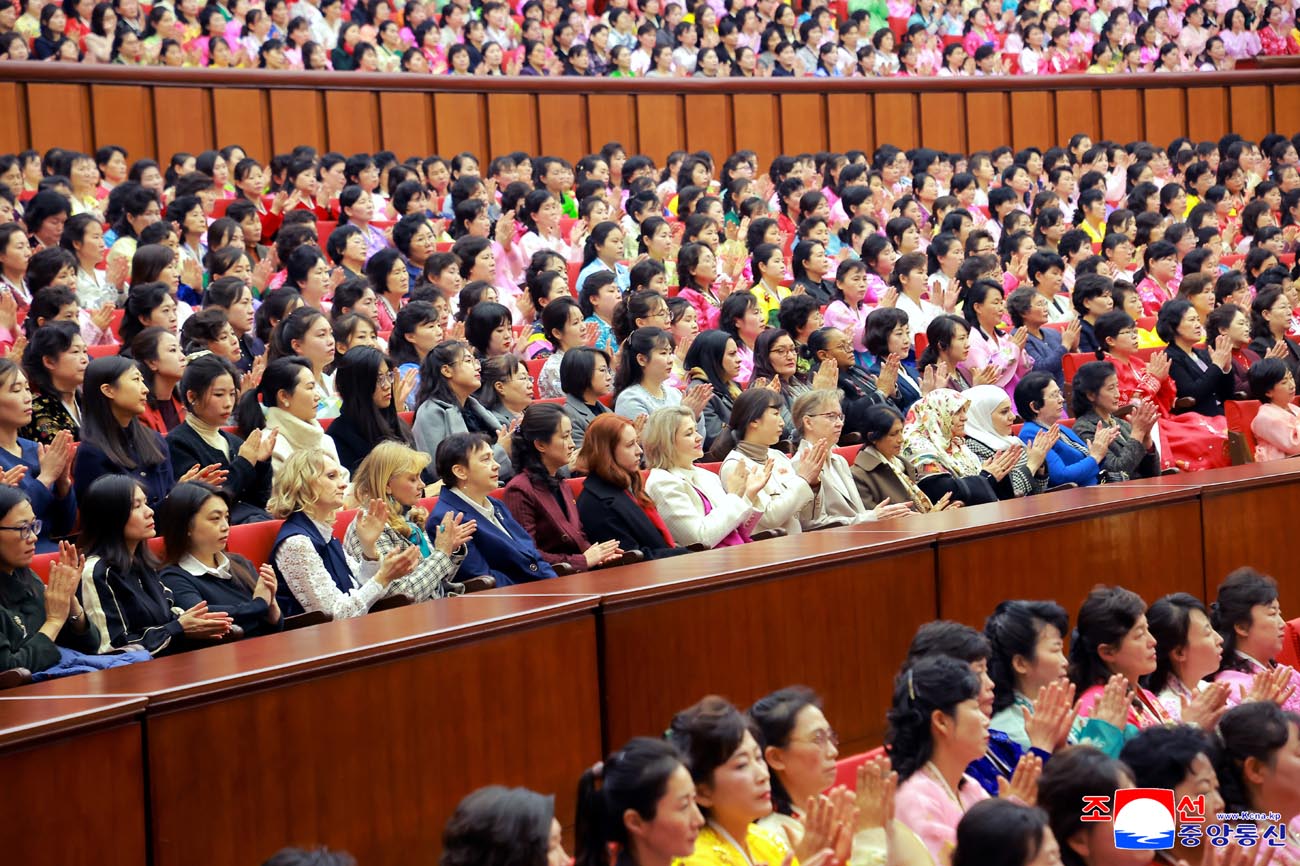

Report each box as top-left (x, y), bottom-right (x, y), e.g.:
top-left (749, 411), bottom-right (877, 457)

top-left (901, 388), bottom-right (984, 479)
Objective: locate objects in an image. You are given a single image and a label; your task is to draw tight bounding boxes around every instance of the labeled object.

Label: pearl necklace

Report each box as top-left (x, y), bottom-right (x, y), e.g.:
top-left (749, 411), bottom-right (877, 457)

top-left (924, 761), bottom-right (965, 812)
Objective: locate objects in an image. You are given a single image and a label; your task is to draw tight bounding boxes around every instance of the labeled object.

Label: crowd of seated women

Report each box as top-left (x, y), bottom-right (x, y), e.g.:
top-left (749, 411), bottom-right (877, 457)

top-left (1, 0), bottom-right (1296, 74)
top-left (0, 128), bottom-right (1299, 679)
top-left (259, 565), bottom-right (1300, 866)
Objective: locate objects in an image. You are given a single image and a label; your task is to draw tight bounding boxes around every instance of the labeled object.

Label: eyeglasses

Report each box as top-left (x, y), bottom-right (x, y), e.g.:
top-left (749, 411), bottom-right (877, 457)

top-left (0, 520), bottom-right (41, 541)
top-left (808, 412), bottom-right (845, 422)
top-left (793, 729), bottom-right (840, 750)
top-left (378, 370), bottom-right (398, 385)
top-left (771, 345), bottom-right (798, 357)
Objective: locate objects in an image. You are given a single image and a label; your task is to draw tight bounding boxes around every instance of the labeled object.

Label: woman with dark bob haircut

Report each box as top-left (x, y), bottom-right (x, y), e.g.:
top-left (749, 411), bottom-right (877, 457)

top-left (1211, 567), bottom-right (1300, 715)
top-left (558, 346), bottom-right (613, 450)
top-left (440, 785), bottom-right (569, 866)
top-left (1068, 360), bottom-right (1160, 482)
top-left (951, 800), bottom-right (1058, 866)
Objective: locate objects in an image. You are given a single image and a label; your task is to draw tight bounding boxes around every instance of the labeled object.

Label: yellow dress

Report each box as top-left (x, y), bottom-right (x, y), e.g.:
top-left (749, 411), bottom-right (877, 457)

top-left (676, 822), bottom-right (794, 866)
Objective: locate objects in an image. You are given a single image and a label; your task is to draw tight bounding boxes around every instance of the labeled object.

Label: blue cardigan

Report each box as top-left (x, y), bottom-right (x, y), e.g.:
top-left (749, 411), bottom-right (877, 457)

top-left (1018, 420), bottom-right (1101, 488)
top-left (428, 488), bottom-right (556, 586)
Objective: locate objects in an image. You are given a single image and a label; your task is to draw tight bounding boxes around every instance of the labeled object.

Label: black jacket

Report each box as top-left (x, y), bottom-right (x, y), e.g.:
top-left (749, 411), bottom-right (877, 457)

top-left (1166, 344), bottom-right (1233, 417)
top-left (166, 422), bottom-right (272, 524)
top-left (577, 474), bottom-right (690, 560)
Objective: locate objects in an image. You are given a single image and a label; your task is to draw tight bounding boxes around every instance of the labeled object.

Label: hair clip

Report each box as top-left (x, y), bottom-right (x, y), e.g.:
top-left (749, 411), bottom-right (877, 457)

top-left (185, 349), bottom-right (214, 362)
top-left (907, 667), bottom-right (916, 702)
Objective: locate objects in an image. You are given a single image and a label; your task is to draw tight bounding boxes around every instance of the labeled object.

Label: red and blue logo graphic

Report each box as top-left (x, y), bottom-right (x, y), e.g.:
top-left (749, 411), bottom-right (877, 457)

top-left (1112, 789), bottom-right (1176, 850)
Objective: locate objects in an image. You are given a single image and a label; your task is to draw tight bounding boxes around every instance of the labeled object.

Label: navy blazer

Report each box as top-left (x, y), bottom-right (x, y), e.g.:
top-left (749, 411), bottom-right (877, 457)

top-left (576, 474), bottom-right (689, 560)
top-left (428, 488), bottom-right (557, 586)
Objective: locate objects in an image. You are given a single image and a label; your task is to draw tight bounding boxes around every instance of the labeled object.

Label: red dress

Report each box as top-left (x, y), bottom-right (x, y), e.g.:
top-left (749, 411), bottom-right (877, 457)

top-left (1107, 352), bottom-right (1228, 471)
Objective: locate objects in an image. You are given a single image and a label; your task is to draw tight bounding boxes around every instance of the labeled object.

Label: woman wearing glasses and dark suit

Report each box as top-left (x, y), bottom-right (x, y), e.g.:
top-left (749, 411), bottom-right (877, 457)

top-left (0, 487), bottom-right (101, 675)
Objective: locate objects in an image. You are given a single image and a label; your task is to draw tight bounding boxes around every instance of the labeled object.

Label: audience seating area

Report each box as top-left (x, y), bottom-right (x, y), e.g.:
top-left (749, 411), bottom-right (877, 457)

top-left (4, 455), bottom-right (1299, 866)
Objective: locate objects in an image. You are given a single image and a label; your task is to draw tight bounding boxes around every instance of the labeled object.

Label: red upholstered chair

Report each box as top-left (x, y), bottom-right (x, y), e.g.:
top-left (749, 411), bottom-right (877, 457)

top-left (228, 519), bottom-right (284, 567)
top-left (87, 343), bottom-right (119, 359)
top-left (526, 357), bottom-right (547, 397)
top-left (1278, 618), bottom-right (1300, 669)
top-left (913, 333), bottom-right (929, 358)
top-left (565, 476), bottom-right (585, 500)
top-left (332, 509), bottom-right (357, 542)
top-left (1225, 400), bottom-right (1262, 464)
top-left (1061, 352), bottom-right (1094, 383)
top-left (834, 445), bottom-right (862, 463)
top-left (30, 551), bottom-right (57, 583)
top-left (830, 747), bottom-right (886, 792)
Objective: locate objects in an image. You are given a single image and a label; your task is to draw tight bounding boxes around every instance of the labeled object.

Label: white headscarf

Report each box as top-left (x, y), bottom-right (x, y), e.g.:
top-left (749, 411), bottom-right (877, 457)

top-left (962, 384), bottom-right (1022, 453)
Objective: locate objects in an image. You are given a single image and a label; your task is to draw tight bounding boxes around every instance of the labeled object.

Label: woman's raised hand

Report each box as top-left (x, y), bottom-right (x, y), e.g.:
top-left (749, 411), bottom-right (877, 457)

top-left (433, 511), bottom-right (477, 556)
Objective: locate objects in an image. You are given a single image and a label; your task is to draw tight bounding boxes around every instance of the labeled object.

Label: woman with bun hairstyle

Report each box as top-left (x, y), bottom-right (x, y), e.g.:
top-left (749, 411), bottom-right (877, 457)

top-left (574, 738), bottom-right (704, 866)
top-left (889, 655), bottom-right (994, 865)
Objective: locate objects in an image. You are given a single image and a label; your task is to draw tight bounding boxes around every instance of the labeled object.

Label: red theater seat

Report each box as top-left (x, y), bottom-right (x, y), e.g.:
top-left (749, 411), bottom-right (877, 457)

top-left (831, 747), bottom-right (886, 792)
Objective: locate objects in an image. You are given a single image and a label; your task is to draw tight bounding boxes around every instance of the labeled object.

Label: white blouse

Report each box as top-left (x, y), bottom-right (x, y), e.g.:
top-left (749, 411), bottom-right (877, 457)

top-left (274, 516), bottom-right (381, 620)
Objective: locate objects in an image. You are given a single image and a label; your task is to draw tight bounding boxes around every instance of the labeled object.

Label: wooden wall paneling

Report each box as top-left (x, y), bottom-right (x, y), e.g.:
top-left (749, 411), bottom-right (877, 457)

top-left (0, 719), bottom-right (146, 866)
top-left (873, 93), bottom-right (918, 150)
top-left (1200, 483), bottom-right (1300, 594)
top-left (0, 83), bottom-right (27, 152)
top-left (1009, 91), bottom-right (1057, 150)
top-left (684, 94), bottom-right (734, 159)
top-left (153, 87), bottom-right (215, 159)
top-left (918, 92), bottom-right (966, 155)
top-left (144, 616), bottom-right (602, 866)
top-left (964, 92), bottom-right (1010, 154)
top-left (1273, 84), bottom-right (1300, 139)
top-left (731, 94), bottom-right (780, 168)
top-left (323, 90), bottom-right (381, 156)
top-left (1098, 89), bottom-right (1144, 144)
top-left (1185, 86), bottom-right (1230, 142)
top-left (212, 89), bottom-right (272, 163)
top-left (600, 548), bottom-right (937, 755)
top-left (486, 92), bottom-right (540, 158)
top-left (90, 85), bottom-right (155, 161)
top-left (1142, 88), bottom-right (1188, 145)
top-left (378, 91), bottom-right (436, 158)
top-left (936, 498), bottom-right (1203, 627)
top-left (433, 93), bottom-right (487, 160)
top-left (779, 93), bottom-right (828, 156)
top-left (825, 93), bottom-right (872, 155)
top-left (586, 94), bottom-right (637, 158)
top-left (26, 83), bottom-right (92, 154)
top-left (268, 90), bottom-right (325, 156)
top-left (1053, 90), bottom-right (1100, 145)
top-left (537, 94), bottom-right (589, 162)
top-left (1229, 85), bottom-right (1273, 144)
top-left (633, 94), bottom-right (685, 165)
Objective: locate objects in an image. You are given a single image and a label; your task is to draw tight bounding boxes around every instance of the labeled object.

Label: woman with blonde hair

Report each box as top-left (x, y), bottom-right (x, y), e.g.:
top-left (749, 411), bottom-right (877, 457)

top-left (643, 406), bottom-right (768, 549)
top-left (345, 441), bottom-right (478, 600)
top-left (267, 447), bottom-right (421, 619)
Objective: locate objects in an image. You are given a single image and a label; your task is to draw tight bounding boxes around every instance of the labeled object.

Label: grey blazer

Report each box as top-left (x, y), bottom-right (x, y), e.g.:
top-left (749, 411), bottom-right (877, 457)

top-left (562, 394), bottom-right (610, 449)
